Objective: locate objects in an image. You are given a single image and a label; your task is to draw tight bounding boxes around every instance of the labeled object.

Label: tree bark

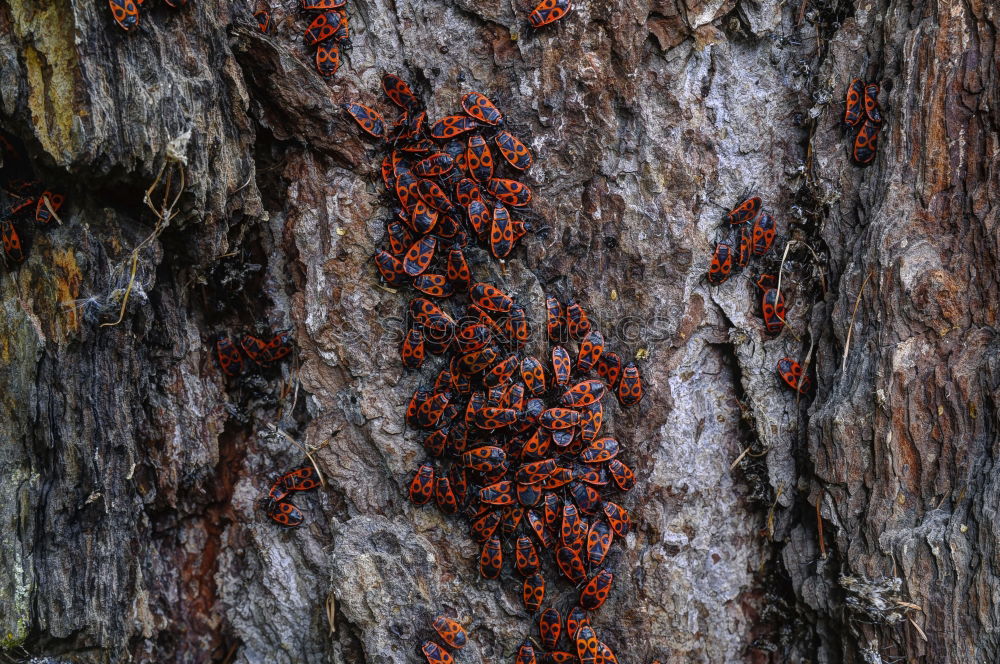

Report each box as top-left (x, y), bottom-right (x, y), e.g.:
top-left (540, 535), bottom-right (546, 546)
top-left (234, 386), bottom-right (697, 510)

top-left (0, 0), bottom-right (996, 662)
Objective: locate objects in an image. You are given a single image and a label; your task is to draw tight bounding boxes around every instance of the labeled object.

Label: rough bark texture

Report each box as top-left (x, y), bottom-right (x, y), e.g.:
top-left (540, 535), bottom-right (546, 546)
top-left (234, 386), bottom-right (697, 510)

top-left (0, 0), bottom-right (997, 662)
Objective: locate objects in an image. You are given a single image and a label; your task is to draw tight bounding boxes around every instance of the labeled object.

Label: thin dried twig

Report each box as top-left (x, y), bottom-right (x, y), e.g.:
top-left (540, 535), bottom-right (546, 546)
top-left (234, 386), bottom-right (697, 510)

top-left (325, 593), bottom-right (337, 636)
top-left (816, 488), bottom-right (827, 559)
top-left (101, 159), bottom-right (185, 327)
top-left (842, 270), bottom-right (874, 373)
top-left (908, 616), bottom-right (928, 641)
top-left (267, 424), bottom-right (335, 487)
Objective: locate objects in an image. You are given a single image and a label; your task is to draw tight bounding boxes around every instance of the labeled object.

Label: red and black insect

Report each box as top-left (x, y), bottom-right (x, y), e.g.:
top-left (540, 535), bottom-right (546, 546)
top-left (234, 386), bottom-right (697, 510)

top-left (374, 250), bottom-right (408, 286)
top-left (844, 78), bottom-right (865, 126)
top-left (587, 519), bottom-right (613, 565)
top-left (466, 134), bottom-right (494, 182)
top-left (603, 501), bottom-right (631, 537)
top-left (576, 330), bottom-right (604, 373)
top-left (490, 203), bottom-right (517, 259)
top-left (261, 500), bottom-right (305, 527)
top-left (411, 199), bottom-right (441, 236)
top-left (403, 236), bottom-right (437, 276)
top-left (579, 569), bottom-right (613, 610)
top-left (523, 572), bottom-right (546, 612)
top-left (280, 466), bottom-right (322, 492)
top-left (515, 535), bottom-right (541, 575)
top-left (470, 282), bottom-right (514, 312)
top-left (254, 9), bottom-right (271, 32)
top-left (239, 334), bottom-right (269, 365)
top-left (529, 0), bottom-right (571, 27)
top-left (408, 463), bottom-right (435, 505)
top-left (560, 379), bottom-right (604, 409)
top-left (413, 273), bottom-right (454, 298)
top-left (108, 0), bottom-right (140, 31)
top-left (486, 178), bottom-right (531, 206)
top-left (776, 357), bottom-right (812, 394)
top-left (539, 607), bottom-right (562, 651)
top-left (580, 436), bottom-right (619, 463)
top-left (734, 225), bottom-right (752, 269)
top-left (580, 400), bottom-right (603, 442)
top-left (595, 350), bottom-right (622, 388)
top-left (863, 83), bottom-right (882, 126)
top-left (516, 642), bottom-right (538, 664)
top-left (414, 153), bottom-right (454, 178)
top-left (480, 535), bottom-right (503, 578)
top-left (761, 288), bottom-right (786, 334)
top-left (494, 130), bottom-right (533, 170)
top-left (383, 73), bottom-right (421, 112)
top-left (215, 336), bottom-right (244, 377)
top-left (304, 11), bottom-right (342, 45)
top-left (342, 104), bottom-right (385, 138)
top-left (401, 328), bottom-right (426, 369)
top-left (575, 625), bottom-right (600, 664)
top-left (421, 641), bottom-right (454, 664)
top-left (853, 119), bottom-right (880, 165)
top-left (616, 363), bottom-right (643, 406)
top-left (315, 41), bottom-right (341, 78)
top-left (607, 458), bottom-right (635, 491)
top-left (556, 546), bottom-right (587, 584)
top-left (431, 115), bottom-right (479, 140)
top-left (751, 211), bottom-right (776, 256)
top-left (432, 616), bottom-right (467, 649)
top-left (461, 92), bottom-right (503, 126)
top-left (726, 196), bottom-right (761, 225)
top-left (707, 242), bottom-right (733, 285)
top-left (35, 192), bottom-right (64, 224)
top-left (261, 331), bottom-right (294, 363)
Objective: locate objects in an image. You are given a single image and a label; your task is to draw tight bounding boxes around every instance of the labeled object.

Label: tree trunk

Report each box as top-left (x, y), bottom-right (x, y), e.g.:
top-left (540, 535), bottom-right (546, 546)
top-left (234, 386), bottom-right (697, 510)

top-left (0, 0), bottom-right (996, 662)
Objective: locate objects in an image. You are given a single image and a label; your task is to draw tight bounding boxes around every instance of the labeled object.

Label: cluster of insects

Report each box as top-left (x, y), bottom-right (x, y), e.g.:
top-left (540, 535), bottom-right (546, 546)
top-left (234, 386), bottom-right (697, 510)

top-left (420, 615), bottom-right (469, 664)
top-left (342, 74), bottom-right (539, 283)
top-left (706, 199), bottom-right (815, 397)
top-left (107, 0), bottom-right (187, 31)
top-left (214, 330), bottom-right (294, 377)
top-left (0, 134), bottom-right (65, 265)
top-left (252, 1), bottom-right (350, 78)
top-left (844, 79), bottom-right (883, 165)
top-left (258, 465), bottom-right (322, 526)
top-left (707, 195), bottom-right (777, 286)
top-left (512, 605), bottom-right (620, 663)
top-left (402, 285), bottom-right (642, 659)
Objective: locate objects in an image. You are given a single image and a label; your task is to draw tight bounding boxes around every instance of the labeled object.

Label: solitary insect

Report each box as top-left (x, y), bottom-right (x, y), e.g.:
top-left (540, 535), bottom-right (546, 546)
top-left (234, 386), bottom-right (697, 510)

top-left (617, 363), bottom-right (643, 406)
top-left (461, 92), bottom-right (503, 125)
top-left (408, 463), bottom-right (435, 505)
top-left (751, 211), bottom-right (776, 256)
top-left (529, 0), bottom-right (571, 27)
top-left (421, 641), bottom-right (454, 664)
top-left (761, 288), bottom-right (786, 334)
top-left (315, 41), bottom-right (341, 78)
top-left (108, 0), bottom-right (140, 31)
top-left (853, 119), bottom-right (880, 165)
top-left (523, 572), bottom-right (546, 612)
top-left (431, 115), bottom-right (479, 140)
top-left (374, 250), bottom-right (407, 286)
top-left (215, 336), bottom-right (244, 377)
top-left (575, 625), bottom-right (600, 664)
top-left (776, 357), bottom-right (812, 393)
top-left (470, 282), bottom-right (514, 312)
top-left (262, 499), bottom-right (305, 527)
top-left (490, 203), bottom-right (516, 259)
top-left (304, 11), bottom-right (343, 45)
top-left (495, 131), bottom-right (533, 170)
top-left (539, 607), bottom-right (562, 651)
top-left (401, 328), bottom-right (426, 369)
top-left (280, 466), bottom-right (322, 492)
top-left (342, 103), bottom-right (385, 138)
top-left (383, 73), bottom-right (421, 111)
top-left (607, 458), bottom-right (635, 491)
top-left (844, 78), bottom-right (865, 126)
top-left (603, 501), bottom-right (631, 537)
top-left (486, 178), bottom-right (532, 206)
top-left (596, 351), bottom-right (622, 388)
top-left (579, 569), bottom-right (613, 611)
top-left (576, 329), bottom-right (604, 373)
top-left (432, 616), bottom-right (467, 649)
top-left (480, 535), bottom-right (503, 578)
top-left (254, 9), bottom-right (270, 33)
top-left (726, 196), bottom-right (761, 225)
top-left (863, 83), bottom-right (883, 126)
top-left (707, 242), bottom-right (733, 285)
